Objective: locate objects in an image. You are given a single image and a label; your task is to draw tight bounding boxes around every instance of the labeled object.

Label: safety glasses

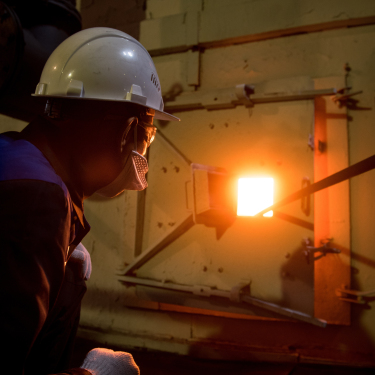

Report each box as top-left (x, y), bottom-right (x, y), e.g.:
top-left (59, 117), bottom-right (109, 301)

top-left (136, 120), bottom-right (157, 149)
top-left (122, 115), bottom-right (157, 156)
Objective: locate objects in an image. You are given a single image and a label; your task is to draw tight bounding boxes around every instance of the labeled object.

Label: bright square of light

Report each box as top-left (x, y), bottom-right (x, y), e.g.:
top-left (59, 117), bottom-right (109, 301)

top-left (237, 178), bottom-right (274, 217)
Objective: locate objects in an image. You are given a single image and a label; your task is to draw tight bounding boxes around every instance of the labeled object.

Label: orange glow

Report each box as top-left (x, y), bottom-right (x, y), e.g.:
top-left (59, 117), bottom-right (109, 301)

top-left (237, 178), bottom-right (274, 217)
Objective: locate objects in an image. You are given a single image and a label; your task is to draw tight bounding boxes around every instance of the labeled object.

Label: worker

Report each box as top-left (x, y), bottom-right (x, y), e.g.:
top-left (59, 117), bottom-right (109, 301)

top-left (0, 27), bottom-right (179, 375)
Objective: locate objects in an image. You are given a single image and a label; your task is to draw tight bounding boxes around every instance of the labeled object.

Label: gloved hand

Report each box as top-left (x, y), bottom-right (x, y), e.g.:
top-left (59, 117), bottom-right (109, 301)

top-left (80, 348), bottom-right (140, 375)
top-left (69, 242), bottom-right (92, 280)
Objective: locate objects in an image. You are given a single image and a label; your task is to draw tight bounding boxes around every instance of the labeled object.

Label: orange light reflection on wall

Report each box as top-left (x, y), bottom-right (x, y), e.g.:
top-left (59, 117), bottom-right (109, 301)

top-left (237, 178), bottom-right (274, 217)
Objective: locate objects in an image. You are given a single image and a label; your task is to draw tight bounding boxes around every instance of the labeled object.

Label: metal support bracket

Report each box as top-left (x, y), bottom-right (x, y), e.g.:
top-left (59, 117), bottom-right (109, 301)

top-left (336, 285), bottom-right (375, 304)
top-left (331, 87), bottom-right (363, 108)
top-left (235, 84), bottom-right (254, 107)
top-left (301, 177), bottom-right (311, 216)
top-left (230, 281), bottom-right (251, 302)
top-left (302, 238), bottom-right (341, 264)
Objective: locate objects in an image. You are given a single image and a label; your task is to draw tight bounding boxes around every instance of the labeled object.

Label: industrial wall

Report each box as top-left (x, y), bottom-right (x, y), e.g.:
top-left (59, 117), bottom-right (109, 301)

top-left (77, 0), bottom-right (375, 366)
top-left (1, 0), bottom-right (375, 368)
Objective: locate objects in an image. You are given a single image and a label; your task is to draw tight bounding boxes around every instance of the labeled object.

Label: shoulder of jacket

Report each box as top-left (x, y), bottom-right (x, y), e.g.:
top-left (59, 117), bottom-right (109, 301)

top-left (0, 135), bottom-right (70, 199)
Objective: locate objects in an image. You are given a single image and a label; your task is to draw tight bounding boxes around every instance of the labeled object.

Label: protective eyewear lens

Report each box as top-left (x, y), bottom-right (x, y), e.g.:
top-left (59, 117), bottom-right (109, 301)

top-left (137, 121), bottom-right (157, 147)
top-left (123, 121), bottom-right (156, 156)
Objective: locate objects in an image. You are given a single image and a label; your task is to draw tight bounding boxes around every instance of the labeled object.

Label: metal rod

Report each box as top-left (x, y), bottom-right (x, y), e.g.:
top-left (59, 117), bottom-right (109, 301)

top-left (164, 87), bottom-right (338, 113)
top-left (241, 296), bottom-right (326, 327)
top-left (121, 214), bottom-right (195, 276)
top-left (273, 211), bottom-right (314, 231)
top-left (255, 154), bottom-right (375, 217)
top-left (336, 287), bottom-right (375, 298)
top-left (118, 275), bottom-right (326, 327)
top-left (250, 88), bottom-right (337, 104)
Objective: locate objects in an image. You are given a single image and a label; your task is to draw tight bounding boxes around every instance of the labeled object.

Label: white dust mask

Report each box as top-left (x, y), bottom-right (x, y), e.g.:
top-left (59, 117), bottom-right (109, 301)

top-left (96, 150), bottom-right (148, 197)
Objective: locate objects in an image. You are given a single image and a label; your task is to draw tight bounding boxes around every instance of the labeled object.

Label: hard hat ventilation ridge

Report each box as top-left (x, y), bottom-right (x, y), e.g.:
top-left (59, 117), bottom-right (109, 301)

top-left (151, 73), bottom-right (160, 92)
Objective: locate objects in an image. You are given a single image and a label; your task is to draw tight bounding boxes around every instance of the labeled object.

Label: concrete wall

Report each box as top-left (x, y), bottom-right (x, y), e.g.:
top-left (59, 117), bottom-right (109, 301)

top-left (1, 0), bottom-right (374, 367)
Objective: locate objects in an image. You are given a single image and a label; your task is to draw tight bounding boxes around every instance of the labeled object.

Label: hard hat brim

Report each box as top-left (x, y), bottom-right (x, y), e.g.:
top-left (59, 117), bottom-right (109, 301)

top-left (32, 94), bottom-right (180, 122)
top-left (154, 109), bottom-right (180, 122)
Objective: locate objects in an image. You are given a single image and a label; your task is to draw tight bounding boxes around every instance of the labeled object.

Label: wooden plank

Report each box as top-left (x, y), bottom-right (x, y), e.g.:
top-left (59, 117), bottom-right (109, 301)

top-left (314, 77), bottom-right (351, 325)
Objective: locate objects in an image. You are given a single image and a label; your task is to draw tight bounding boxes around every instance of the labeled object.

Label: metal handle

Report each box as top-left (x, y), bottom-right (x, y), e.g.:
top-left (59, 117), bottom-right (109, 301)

top-left (301, 176), bottom-right (311, 216)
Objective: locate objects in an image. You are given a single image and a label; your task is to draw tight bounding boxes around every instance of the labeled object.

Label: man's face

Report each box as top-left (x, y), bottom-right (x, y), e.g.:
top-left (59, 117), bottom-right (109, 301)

top-left (92, 108), bottom-right (156, 197)
top-left (71, 105), bottom-right (154, 192)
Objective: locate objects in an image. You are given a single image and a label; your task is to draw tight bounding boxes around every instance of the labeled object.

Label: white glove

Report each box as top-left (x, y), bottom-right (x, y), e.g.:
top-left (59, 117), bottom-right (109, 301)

top-left (80, 348), bottom-right (140, 375)
top-left (69, 242), bottom-right (92, 280)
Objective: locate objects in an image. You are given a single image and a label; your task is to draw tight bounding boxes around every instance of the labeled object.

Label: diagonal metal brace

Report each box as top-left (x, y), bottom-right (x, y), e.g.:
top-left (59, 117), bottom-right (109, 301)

top-left (120, 214), bottom-right (195, 276)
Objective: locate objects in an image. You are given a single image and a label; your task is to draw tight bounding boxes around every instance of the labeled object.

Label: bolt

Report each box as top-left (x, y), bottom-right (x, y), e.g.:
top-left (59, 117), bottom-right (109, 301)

top-left (318, 140), bottom-right (326, 153)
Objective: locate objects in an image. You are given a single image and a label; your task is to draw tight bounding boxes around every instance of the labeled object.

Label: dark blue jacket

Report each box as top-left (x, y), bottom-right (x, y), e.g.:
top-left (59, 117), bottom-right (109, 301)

top-left (0, 127), bottom-right (91, 375)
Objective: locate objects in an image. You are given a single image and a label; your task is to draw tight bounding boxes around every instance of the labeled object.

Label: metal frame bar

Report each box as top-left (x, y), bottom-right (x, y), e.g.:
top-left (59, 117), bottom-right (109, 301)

top-left (164, 85), bottom-right (338, 113)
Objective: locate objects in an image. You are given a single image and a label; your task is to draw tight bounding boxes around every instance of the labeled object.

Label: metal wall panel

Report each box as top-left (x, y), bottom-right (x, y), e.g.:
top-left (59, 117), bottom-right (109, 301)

top-left (137, 100), bottom-right (315, 317)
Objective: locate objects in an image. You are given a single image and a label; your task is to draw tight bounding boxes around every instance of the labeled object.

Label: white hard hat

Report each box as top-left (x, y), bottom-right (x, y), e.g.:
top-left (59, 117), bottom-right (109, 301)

top-left (33, 27), bottom-right (179, 122)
